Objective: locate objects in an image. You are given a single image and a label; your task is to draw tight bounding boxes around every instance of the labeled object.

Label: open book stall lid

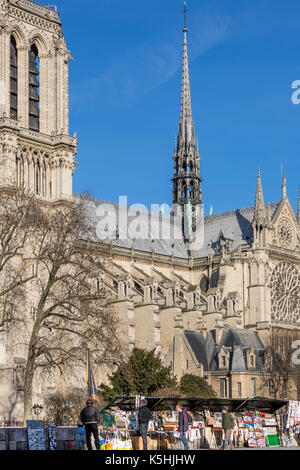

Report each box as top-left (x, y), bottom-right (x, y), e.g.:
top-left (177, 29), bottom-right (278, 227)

top-left (100, 396), bottom-right (288, 414)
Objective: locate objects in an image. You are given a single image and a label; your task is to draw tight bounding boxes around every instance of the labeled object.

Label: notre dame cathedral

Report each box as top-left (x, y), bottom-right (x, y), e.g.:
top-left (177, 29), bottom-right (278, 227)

top-left (0, 0), bottom-right (299, 423)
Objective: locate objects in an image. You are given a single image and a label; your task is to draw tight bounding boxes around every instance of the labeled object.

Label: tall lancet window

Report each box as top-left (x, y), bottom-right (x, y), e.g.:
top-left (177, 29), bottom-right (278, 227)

top-left (29, 44), bottom-right (40, 131)
top-left (35, 162), bottom-right (40, 195)
top-left (10, 36), bottom-right (18, 120)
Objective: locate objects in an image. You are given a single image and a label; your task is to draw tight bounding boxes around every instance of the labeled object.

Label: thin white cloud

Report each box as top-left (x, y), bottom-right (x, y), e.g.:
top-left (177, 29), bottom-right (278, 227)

top-left (71, 8), bottom-right (231, 109)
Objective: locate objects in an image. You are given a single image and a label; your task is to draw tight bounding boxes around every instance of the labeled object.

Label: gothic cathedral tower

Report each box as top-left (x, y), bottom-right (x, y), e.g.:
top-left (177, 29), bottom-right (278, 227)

top-left (0, 0), bottom-right (76, 201)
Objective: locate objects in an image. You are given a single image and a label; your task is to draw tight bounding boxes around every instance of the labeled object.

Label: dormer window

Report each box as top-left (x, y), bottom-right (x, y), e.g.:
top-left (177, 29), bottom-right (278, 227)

top-left (247, 349), bottom-right (256, 370)
top-left (219, 348), bottom-right (228, 370)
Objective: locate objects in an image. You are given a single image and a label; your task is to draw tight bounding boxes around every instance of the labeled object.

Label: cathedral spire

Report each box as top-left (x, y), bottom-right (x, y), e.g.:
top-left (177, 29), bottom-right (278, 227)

top-left (282, 173), bottom-right (287, 199)
top-left (178, 9), bottom-right (194, 150)
top-left (172, 5), bottom-right (202, 209)
top-left (252, 167), bottom-right (269, 248)
top-left (253, 167), bottom-right (266, 222)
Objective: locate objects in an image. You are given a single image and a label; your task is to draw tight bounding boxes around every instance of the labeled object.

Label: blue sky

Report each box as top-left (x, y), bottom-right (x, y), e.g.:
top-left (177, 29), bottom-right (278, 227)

top-left (47, 0), bottom-right (299, 215)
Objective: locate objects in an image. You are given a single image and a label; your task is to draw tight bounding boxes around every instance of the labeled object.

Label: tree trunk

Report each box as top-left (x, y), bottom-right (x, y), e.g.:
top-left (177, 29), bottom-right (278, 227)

top-left (23, 346), bottom-right (36, 424)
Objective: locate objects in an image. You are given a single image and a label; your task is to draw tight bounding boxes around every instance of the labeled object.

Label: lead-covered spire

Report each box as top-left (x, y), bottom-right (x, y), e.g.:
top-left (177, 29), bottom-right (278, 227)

top-left (178, 26), bottom-right (195, 149)
top-left (172, 5), bottom-right (202, 209)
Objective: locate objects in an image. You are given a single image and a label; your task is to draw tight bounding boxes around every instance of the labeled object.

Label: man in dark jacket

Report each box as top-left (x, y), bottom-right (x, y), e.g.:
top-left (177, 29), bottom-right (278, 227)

top-left (176, 405), bottom-right (189, 450)
top-left (138, 400), bottom-right (151, 450)
top-left (80, 399), bottom-right (100, 450)
top-left (221, 408), bottom-right (234, 450)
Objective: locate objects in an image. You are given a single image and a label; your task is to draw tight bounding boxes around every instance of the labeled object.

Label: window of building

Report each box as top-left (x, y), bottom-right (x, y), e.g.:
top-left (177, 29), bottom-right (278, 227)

top-left (29, 44), bottom-right (40, 131)
top-left (250, 355), bottom-right (254, 368)
top-left (186, 360), bottom-right (189, 370)
top-left (35, 163), bottom-right (40, 195)
top-left (220, 378), bottom-right (227, 398)
top-left (10, 36), bottom-right (18, 120)
top-left (237, 382), bottom-right (242, 397)
top-left (250, 378), bottom-right (256, 397)
top-left (200, 276), bottom-right (209, 293)
top-left (269, 380), bottom-right (275, 398)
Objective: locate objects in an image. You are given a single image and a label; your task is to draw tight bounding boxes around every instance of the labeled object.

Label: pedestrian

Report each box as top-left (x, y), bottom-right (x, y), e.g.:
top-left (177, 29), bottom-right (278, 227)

top-left (221, 408), bottom-right (234, 450)
top-left (80, 399), bottom-right (100, 450)
top-left (138, 399), bottom-right (152, 450)
top-left (176, 405), bottom-right (189, 450)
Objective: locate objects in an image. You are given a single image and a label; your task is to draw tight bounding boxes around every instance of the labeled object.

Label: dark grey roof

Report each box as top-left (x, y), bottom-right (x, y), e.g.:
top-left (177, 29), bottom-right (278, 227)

top-left (214, 327), bottom-right (265, 372)
top-left (79, 196), bottom-right (189, 258)
top-left (193, 202), bottom-right (279, 258)
top-left (231, 346), bottom-right (246, 371)
top-left (218, 326), bottom-right (265, 351)
top-left (184, 331), bottom-right (208, 370)
top-left (78, 195), bottom-right (279, 260)
top-left (184, 326), bottom-right (266, 373)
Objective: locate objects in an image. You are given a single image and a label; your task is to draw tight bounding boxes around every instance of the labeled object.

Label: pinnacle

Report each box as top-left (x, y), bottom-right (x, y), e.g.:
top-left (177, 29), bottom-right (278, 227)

top-left (253, 167), bottom-right (266, 222)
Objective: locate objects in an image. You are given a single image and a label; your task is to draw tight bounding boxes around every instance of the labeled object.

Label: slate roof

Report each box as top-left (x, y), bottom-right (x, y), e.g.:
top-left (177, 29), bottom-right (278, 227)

top-left (184, 331), bottom-right (208, 370)
top-left (193, 202), bottom-right (279, 258)
top-left (79, 195), bottom-right (279, 260)
top-left (184, 326), bottom-right (266, 373)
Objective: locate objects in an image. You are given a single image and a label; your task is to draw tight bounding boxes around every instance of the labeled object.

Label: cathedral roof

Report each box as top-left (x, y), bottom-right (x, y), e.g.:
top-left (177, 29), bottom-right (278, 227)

top-left (81, 195), bottom-right (279, 260)
top-left (193, 201), bottom-right (279, 258)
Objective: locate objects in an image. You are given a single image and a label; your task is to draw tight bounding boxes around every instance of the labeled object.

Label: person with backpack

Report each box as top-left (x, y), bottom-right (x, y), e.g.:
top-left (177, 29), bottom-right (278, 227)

top-left (138, 399), bottom-right (152, 450)
top-left (221, 408), bottom-right (235, 450)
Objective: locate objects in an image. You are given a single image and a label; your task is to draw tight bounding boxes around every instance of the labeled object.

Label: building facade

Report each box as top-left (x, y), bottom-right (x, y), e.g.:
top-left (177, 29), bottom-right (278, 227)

top-left (0, 0), bottom-right (76, 201)
top-left (0, 1), bottom-right (299, 422)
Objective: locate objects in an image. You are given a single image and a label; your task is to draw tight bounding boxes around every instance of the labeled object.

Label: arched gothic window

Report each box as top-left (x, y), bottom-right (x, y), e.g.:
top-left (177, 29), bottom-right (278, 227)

top-left (10, 36), bottom-right (18, 120)
top-left (29, 44), bottom-right (40, 131)
top-left (35, 162), bottom-right (40, 195)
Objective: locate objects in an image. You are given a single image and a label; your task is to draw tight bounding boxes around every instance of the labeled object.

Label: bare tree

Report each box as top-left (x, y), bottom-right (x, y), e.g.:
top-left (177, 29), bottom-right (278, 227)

top-left (22, 195), bottom-right (124, 421)
top-left (0, 188), bottom-right (38, 334)
top-left (44, 389), bottom-right (93, 426)
top-left (260, 329), bottom-right (300, 399)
